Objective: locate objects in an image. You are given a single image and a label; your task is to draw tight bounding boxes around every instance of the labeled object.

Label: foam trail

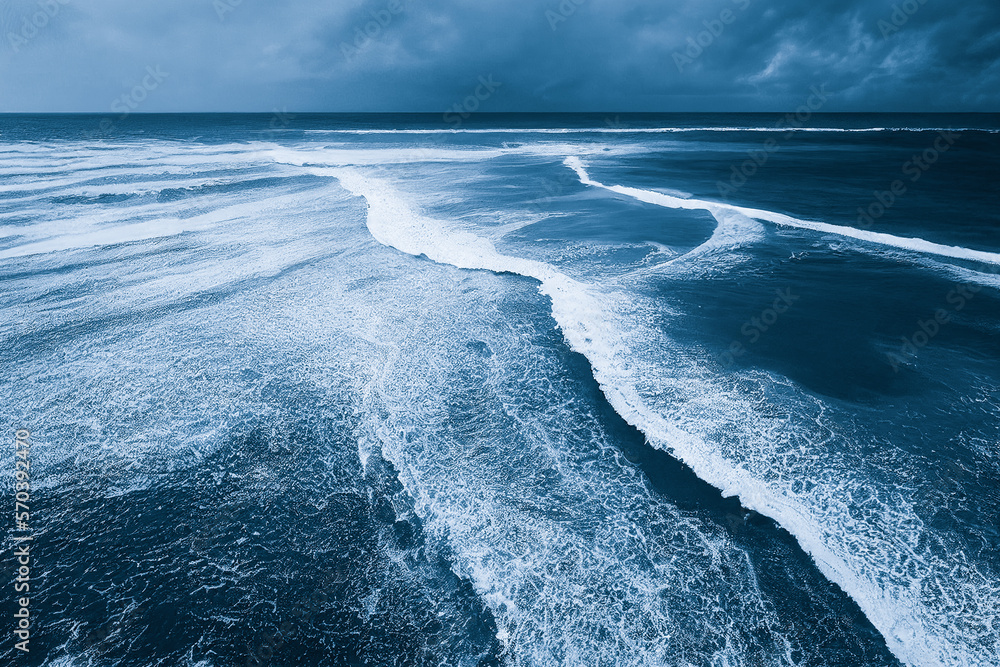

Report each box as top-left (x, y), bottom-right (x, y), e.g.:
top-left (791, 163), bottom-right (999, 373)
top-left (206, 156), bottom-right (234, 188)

top-left (565, 157), bottom-right (1000, 268)
top-left (294, 127), bottom-right (1000, 135)
top-left (0, 189), bottom-right (315, 260)
top-left (330, 169), bottom-right (995, 667)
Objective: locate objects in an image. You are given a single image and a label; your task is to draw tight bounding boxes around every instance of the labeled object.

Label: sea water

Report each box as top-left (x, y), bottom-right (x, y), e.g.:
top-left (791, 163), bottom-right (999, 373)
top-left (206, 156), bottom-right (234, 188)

top-left (1, 113), bottom-right (998, 666)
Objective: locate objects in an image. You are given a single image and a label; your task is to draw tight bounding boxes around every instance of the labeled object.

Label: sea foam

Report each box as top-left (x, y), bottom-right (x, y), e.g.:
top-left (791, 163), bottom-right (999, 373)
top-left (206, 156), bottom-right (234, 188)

top-left (565, 157), bottom-right (1000, 268)
top-left (325, 164), bottom-right (1000, 667)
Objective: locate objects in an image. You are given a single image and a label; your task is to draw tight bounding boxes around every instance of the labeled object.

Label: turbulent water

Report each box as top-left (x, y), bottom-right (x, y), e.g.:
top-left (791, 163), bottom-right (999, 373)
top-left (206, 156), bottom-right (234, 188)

top-left (1, 113), bottom-right (999, 667)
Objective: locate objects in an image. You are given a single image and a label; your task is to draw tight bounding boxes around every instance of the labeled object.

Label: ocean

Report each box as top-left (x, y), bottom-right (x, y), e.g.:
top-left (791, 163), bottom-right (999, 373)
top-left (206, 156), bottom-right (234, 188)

top-left (1, 113), bottom-right (998, 667)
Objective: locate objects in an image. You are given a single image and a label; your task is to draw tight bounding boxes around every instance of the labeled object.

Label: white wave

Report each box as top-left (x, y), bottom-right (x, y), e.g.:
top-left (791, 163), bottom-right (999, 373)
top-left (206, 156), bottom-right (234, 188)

top-left (334, 170), bottom-right (999, 667)
top-left (0, 175), bottom-right (261, 200)
top-left (566, 157), bottom-right (1000, 269)
top-left (264, 143), bottom-right (650, 170)
top-left (267, 145), bottom-right (511, 166)
top-left (0, 188), bottom-right (317, 260)
top-left (297, 127), bottom-right (1000, 135)
top-left (656, 207), bottom-right (767, 278)
top-left (327, 169), bottom-right (824, 666)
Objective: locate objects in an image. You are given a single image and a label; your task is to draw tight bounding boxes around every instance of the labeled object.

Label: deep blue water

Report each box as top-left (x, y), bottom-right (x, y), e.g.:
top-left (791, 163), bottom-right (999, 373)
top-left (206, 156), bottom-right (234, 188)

top-left (1, 113), bottom-right (998, 666)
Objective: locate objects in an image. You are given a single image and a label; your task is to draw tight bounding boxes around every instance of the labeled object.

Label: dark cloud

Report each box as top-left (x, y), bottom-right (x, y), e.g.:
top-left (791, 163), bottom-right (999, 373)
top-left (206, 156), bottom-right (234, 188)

top-left (0, 0), bottom-right (997, 112)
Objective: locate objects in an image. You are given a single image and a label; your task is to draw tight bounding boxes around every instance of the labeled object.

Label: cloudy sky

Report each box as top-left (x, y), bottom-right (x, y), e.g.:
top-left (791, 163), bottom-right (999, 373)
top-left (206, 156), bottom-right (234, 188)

top-left (1, 0), bottom-right (998, 112)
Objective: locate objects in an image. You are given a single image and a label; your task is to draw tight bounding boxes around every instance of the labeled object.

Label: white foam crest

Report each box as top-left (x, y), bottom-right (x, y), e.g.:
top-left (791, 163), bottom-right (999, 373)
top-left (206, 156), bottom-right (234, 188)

top-left (336, 171), bottom-right (999, 667)
top-left (0, 141), bottom-right (274, 170)
top-left (0, 155), bottom-right (243, 179)
top-left (656, 208), bottom-right (767, 279)
top-left (0, 174), bottom-right (261, 200)
top-left (267, 145), bottom-right (511, 166)
top-left (331, 168), bottom-right (627, 372)
top-left (328, 170), bottom-right (815, 665)
top-left (0, 188), bottom-right (317, 260)
top-left (330, 170), bottom-right (631, 383)
top-left (0, 143), bottom-right (266, 201)
top-left (0, 198), bottom-right (207, 239)
top-left (298, 127), bottom-right (1000, 135)
top-left (566, 157), bottom-right (1000, 269)
top-left (262, 143), bottom-right (663, 171)
top-left (0, 216), bottom-right (214, 260)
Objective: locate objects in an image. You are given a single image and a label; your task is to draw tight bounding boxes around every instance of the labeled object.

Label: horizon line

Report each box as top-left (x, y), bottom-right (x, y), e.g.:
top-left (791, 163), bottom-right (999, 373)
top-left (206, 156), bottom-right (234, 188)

top-left (1, 110), bottom-right (998, 115)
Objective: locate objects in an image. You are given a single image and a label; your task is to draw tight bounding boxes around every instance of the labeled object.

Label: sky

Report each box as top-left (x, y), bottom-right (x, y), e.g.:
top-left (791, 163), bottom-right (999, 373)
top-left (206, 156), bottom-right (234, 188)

top-left (1, 0), bottom-right (998, 113)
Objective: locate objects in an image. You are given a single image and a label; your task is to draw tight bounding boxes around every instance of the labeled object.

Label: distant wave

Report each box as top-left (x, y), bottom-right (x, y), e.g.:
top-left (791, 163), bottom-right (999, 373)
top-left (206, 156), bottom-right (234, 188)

top-left (323, 165), bottom-right (999, 667)
top-left (294, 127), bottom-right (1000, 135)
top-left (9, 136), bottom-right (997, 667)
top-left (565, 157), bottom-right (1000, 269)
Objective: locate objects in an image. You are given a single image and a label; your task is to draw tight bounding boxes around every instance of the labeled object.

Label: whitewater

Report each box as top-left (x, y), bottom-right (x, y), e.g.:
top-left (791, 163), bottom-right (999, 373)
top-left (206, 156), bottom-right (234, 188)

top-left (278, 148), bottom-right (999, 667)
top-left (2, 117), bottom-right (997, 667)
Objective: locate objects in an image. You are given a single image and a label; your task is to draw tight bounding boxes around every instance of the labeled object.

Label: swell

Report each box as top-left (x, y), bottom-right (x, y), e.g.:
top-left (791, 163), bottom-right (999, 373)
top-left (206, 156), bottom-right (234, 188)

top-left (297, 127), bottom-right (1000, 135)
top-left (0, 187), bottom-right (327, 260)
top-left (565, 157), bottom-right (1000, 270)
top-left (327, 168), bottom-right (995, 667)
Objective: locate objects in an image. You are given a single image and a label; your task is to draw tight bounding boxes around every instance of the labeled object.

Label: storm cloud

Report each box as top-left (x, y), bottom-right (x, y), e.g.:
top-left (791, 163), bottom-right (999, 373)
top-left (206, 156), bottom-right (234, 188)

top-left (1, 0), bottom-right (997, 112)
